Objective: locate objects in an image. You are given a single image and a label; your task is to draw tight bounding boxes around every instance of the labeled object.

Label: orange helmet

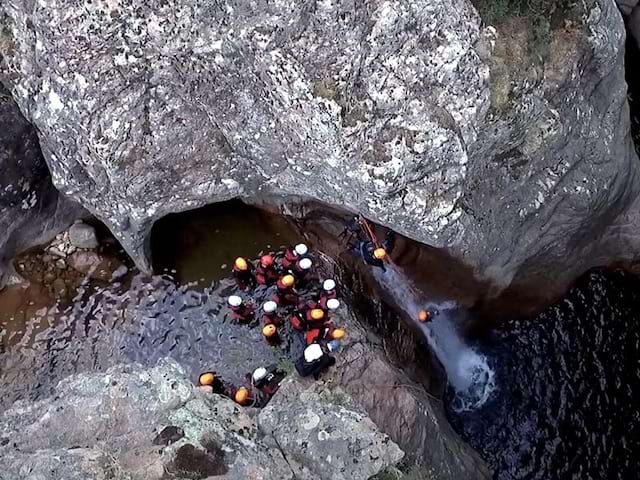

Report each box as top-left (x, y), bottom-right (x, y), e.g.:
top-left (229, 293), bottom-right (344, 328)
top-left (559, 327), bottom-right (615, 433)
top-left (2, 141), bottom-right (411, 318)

top-left (310, 309), bottom-right (325, 321)
top-left (373, 248), bottom-right (387, 260)
top-left (260, 255), bottom-right (274, 267)
top-left (331, 328), bottom-right (346, 340)
top-left (234, 257), bottom-right (249, 271)
top-left (198, 372), bottom-right (216, 386)
top-left (234, 387), bottom-right (250, 405)
top-left (418, 310), bottom-right (430, 322)
top-left (281, 274), bottom-right (295, 288)
top-left (262, 324), bottom-right (277, 338)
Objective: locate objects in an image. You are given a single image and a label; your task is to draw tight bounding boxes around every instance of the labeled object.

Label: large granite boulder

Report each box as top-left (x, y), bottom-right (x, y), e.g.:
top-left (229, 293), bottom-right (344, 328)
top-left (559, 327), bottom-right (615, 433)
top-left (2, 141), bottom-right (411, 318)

top-left (0, 84), bottom-right (85, 287)
top-left (1, 0), bottom-right (638, 300)
top-left (259, 377), bottom-right (404, 480)
top-left (0, 358), bottom-right (404, 480)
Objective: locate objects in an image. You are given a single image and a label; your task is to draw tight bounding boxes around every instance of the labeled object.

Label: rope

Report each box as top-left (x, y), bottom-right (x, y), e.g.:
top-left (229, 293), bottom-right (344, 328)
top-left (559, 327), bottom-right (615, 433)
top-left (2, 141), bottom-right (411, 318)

top-left (359, 217), bottom-right (382, 249)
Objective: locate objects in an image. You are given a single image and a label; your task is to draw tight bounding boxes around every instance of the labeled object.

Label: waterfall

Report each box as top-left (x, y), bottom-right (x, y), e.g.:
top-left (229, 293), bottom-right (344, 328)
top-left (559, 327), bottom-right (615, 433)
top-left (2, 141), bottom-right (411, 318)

top-left (372, 263), bottom-right (495, 411)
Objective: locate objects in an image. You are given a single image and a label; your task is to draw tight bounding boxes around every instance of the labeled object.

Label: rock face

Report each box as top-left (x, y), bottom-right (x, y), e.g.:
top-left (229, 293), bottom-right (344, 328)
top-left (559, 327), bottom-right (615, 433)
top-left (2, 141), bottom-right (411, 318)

top-left (2, 0), bottom-right (639, 300)
top-left (0, 359), bottom-right (404, 480)
top-left (68, 221), bottom-right (99, 249)
top-left (0, 84), bottom-right (85, 287)
top-left (259, 377), bottom-right (404, 480)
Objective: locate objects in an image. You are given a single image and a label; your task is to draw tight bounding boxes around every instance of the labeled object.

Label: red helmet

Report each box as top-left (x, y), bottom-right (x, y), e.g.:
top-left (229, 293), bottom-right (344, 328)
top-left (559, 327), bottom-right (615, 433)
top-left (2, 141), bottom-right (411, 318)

top-left (260, 255), bottom-right (274, 267)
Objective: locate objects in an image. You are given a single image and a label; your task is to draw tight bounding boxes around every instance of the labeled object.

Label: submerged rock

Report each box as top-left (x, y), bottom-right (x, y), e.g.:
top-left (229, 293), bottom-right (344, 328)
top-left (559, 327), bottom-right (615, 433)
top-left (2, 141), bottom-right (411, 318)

top-left (0, 359), bottom-right (404, 480)
top-left (0, 84), bottom-right (85, 288)
top-left (1, 0), bottom-right (639, 301)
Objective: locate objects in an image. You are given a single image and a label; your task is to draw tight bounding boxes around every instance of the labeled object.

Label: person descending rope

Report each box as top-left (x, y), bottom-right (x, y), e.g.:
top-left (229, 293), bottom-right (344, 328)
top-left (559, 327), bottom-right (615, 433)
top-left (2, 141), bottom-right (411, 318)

top-left (255, 254), bottom-right (279, 285)
top-left (351, 240), bottom-right (387, 271)
top-left (349, 229), bottom-right (395, 272)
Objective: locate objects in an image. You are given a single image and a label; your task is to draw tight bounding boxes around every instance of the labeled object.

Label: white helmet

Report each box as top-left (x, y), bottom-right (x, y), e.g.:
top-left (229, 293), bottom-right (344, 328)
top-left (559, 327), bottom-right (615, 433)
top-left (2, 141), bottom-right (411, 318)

top-left (227, 295), bottom-right (242, 307)
top-left (263, 301), bottom-right (277, 313)
top-left (299, 258), bottom-right (313, 270)
top-left (294, 243), bottom-right (308, 256)
top-left (304, 343), bottom-right (324, 362)
top-left (252, 367), bottom-right (268, 383)
top-left (326, 298), bottom-right (340, 311)
top-left (323, 279), bottom-right (336, 291)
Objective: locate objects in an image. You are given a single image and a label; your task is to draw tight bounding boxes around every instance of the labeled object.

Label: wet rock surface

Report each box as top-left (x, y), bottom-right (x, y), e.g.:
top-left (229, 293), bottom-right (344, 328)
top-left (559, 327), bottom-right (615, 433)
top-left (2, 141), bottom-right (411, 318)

top-left (0, 84), bottom-right (86, 288)
top-left (259, 377), bottom-right (405, 480)
top-left (0, 358), bottom-right (403, 480)
top-left (1, 0), bottom-right (638, 304)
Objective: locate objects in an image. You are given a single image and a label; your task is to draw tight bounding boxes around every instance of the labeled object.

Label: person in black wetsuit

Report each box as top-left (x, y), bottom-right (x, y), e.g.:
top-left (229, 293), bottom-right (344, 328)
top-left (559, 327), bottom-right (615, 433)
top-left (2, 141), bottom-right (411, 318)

top-left (295, 341), bottom-right (338, 380)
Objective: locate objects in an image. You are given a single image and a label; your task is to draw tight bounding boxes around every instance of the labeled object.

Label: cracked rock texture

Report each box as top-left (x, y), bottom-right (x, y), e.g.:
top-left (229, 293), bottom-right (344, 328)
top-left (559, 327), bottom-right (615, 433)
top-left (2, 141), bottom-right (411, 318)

top-left (2, 0), bottom-right (638, 300)
top-left (0, 359), bottom-right (402, 480)
top-left (259, 377), bottom-right (404, 480)
top-left (0, 84), bottom-right (85, 287)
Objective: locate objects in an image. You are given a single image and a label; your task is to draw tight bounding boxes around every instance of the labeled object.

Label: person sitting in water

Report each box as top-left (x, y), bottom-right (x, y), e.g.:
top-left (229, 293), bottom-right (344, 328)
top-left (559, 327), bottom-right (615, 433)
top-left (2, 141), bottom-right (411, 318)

top-left (293, 257), bottom-right (315, 286)
top-left (273, 274), bottom-right (298, 305)
top-left (306, 325), bottom-right (345, 346)
top-left (255, 254), bottom-right (279, 285)
top-left (227, 295), bottom-right (254, 323)
top-left (251, 366), bottom-right (286, 401)
top-left (261, 323), bottom-right (281, 345)
top-left (232, 256), bottom-right (255, 289)
top-left (318, 279), bottom-right (338, 309)
top-left (261, 300), bottom-right (282, 326)
top-left (282, 243), bottom-right (309, 270)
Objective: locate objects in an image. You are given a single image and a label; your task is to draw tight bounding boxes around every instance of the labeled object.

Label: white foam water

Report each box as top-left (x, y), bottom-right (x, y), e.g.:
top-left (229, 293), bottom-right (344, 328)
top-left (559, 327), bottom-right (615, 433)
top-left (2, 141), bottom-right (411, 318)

top-left (373, 264), bottom-right (496, 411)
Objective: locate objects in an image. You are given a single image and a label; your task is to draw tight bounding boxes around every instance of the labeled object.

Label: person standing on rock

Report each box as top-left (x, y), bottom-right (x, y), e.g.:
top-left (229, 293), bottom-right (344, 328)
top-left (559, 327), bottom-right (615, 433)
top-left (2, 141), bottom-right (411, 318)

top-left (295, 341), bottom-right (338, 380)
top-left (273, 274), bottom-right (298, 305)
top-left (197, 371), bottom-right (233, 397)
top-left (255, 254), bottom-right (279, 285)
top-left (250, 366), bottom-right (286, 406)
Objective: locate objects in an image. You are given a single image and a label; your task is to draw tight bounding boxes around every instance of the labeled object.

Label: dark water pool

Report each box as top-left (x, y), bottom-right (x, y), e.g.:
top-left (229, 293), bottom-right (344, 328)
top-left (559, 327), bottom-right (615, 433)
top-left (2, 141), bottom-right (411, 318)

top-left (0, 201), bottom-right (305, 411)
top-left (447, 269), bottom-right (640, 479)
top-left (152, 200), bottom-right (300, 283)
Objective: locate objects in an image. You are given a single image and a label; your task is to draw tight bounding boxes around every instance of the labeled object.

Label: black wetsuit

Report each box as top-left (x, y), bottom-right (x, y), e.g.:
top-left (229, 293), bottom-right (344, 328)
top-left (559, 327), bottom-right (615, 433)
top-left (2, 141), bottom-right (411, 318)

top-left (295, 344), bottom-right (336, 380)
top-left (351, 240), bottom-right (385, 271)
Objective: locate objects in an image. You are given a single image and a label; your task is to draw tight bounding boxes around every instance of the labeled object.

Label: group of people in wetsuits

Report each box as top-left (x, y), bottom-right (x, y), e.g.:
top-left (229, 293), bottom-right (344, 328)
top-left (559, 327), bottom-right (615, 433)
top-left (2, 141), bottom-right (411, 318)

top-left (197, 216), bottom-right (436, 407)
top-left (198, 242), bottom-right (347, 407)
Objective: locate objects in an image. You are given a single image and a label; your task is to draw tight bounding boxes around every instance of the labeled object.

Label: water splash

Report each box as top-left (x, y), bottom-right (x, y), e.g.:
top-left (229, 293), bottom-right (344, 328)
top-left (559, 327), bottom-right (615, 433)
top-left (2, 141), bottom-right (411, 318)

top-left (372, 263), bottom-right (495, 411)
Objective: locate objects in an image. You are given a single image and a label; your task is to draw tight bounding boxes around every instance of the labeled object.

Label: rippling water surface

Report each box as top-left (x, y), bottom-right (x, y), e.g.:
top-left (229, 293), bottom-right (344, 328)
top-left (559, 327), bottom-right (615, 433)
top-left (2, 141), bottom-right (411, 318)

top-left (0, 201), bottom-right (303, 411)
top-left (447, 270), bottom-right (640, 480)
